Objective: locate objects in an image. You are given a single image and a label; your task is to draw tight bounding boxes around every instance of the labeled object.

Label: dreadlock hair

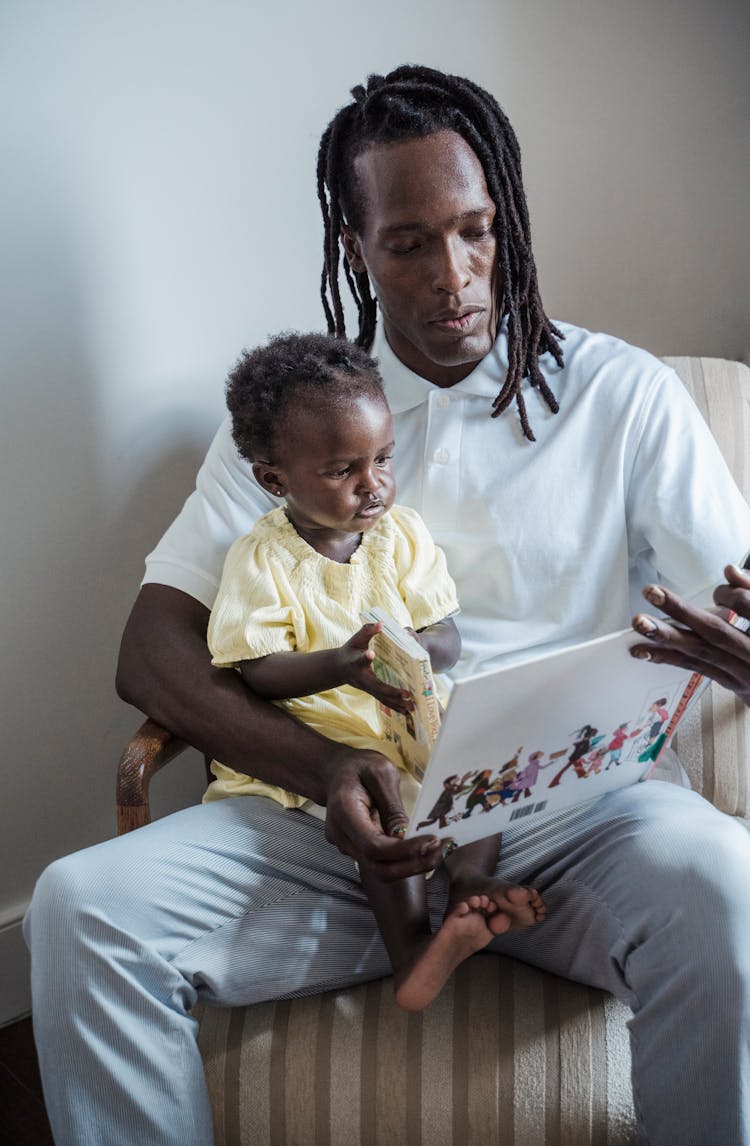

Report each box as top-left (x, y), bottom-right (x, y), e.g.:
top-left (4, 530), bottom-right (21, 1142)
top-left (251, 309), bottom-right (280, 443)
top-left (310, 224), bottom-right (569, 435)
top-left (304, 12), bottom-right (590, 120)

top-left (226, 331), bottom-right (386, 462)
top-left (317, 64), bottom-right (564, 442)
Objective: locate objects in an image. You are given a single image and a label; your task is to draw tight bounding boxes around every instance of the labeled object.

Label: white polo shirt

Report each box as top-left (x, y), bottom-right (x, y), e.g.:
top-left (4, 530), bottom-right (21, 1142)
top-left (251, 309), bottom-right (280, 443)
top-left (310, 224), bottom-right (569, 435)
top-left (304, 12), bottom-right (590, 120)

top-left (144, 321), bottom-right (750, 679)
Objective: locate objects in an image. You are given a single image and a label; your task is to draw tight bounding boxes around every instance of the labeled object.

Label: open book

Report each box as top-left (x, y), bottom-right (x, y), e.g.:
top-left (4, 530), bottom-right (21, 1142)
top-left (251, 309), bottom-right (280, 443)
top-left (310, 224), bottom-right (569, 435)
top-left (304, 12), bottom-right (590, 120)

top-left (367, 611), bottom-right (715, 848)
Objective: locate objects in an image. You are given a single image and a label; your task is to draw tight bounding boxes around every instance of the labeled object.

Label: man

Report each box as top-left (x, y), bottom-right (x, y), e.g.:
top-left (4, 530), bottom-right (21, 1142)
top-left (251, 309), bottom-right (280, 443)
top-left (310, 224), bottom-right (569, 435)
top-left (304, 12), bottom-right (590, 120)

top-left (26, 65), bottom-right (750, 1144)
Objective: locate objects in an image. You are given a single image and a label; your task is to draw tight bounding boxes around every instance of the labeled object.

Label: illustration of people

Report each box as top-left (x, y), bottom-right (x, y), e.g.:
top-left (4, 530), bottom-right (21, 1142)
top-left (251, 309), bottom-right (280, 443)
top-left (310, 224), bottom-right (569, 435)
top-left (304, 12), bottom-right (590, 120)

top-left (585, 746), bottom-right (608, 776)
top-left (647, 698), bottom-right (669, 741)
top-left (509, 748), bottom-right (566, 801)
top-left (604, 722), bottom-right (641, 769)
top-left (461, 769), bottom-right (495, 817)
top-left (416, 772), bottom-right (473, 830)
top-left (483, 748), bottom-right (524, 808)
top-left (636, 697), bottom-right (671, 761)
top-left (548, 724), bottom-right (604, 788)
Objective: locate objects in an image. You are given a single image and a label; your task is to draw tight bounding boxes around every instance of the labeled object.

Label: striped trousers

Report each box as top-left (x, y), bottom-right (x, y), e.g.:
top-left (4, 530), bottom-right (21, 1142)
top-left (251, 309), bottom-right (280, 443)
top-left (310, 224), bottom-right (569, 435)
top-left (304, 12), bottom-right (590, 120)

top-left (24, 781), bottom-right (750, 1145)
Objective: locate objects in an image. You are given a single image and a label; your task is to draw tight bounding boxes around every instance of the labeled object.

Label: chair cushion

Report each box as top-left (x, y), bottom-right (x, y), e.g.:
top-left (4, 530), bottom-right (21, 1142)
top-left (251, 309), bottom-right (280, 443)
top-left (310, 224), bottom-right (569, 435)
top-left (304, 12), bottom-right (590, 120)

top-left (196, 954), bottom-right (637, 1145)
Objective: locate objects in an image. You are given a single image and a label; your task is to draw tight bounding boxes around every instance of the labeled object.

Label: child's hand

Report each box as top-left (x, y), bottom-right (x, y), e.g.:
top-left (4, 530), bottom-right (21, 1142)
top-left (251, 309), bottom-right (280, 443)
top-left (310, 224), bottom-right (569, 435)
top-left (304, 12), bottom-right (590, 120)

top-left (338, 623), bottom-right (415, 714)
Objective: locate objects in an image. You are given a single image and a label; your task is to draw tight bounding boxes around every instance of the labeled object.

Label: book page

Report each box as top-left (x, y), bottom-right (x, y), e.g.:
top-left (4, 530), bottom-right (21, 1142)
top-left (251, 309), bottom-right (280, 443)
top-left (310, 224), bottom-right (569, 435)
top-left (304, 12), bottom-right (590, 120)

top-left (407, 628), bottom-right (695, 845)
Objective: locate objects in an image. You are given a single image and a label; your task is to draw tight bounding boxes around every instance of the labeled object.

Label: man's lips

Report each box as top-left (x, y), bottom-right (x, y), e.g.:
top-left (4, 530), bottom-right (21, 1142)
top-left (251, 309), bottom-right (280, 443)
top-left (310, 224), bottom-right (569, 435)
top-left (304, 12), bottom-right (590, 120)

top-left (429, 308), bottom-right (484, 333)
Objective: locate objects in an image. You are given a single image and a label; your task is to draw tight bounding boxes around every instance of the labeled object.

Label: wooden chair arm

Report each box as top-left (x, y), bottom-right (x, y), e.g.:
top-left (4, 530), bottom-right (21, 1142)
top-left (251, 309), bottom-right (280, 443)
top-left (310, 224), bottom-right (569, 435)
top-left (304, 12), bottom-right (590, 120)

top-left (116, 718), bottom-right (189, 835)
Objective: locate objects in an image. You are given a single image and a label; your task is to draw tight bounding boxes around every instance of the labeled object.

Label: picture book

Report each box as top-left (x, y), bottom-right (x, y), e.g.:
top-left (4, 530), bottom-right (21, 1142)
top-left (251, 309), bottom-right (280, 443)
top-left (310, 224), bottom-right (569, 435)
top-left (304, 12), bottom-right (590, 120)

top-left (364, 606), bottom-right (442, 781)
top-left (404, 626), bottom-right (703, 848)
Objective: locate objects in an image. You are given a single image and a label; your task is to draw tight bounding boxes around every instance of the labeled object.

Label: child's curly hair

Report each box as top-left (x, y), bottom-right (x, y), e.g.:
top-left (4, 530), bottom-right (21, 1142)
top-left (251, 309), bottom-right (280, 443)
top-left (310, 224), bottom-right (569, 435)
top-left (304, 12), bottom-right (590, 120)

top-left (226, 331), bottom-right (386, 461)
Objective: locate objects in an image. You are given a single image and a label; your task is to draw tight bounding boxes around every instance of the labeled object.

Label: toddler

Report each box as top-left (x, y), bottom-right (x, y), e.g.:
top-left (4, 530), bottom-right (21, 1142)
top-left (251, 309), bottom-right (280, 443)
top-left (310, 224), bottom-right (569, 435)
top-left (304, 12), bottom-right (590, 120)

top-left (207, 332), bottom-right (546, 1010)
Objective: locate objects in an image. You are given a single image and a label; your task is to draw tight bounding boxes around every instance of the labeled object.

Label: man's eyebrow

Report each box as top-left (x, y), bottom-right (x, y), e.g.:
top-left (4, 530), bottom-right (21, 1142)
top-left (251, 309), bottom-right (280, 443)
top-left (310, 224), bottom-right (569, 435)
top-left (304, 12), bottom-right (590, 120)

top-left (380, 208), bottom-right (493, 235)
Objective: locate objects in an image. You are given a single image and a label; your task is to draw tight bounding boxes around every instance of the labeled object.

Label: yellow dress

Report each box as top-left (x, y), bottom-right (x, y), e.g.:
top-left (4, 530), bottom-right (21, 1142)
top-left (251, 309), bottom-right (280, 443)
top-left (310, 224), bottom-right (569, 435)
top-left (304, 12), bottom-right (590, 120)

top-left (205, 504), bottom-right (459, 816)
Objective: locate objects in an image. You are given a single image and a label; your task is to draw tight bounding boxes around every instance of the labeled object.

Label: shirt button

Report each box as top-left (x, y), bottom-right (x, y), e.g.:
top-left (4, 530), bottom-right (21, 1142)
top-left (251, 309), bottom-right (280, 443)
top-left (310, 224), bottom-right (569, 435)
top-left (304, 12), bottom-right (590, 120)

top-left (433, 448), bottom-right (450, 465)
top-left (437, 394), bottom-right (451, 408)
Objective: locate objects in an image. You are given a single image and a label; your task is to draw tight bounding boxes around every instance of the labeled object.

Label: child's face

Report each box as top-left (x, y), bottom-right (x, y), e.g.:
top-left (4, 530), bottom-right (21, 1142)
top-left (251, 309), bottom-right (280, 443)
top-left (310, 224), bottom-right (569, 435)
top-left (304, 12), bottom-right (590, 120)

top-left (264, 392), bottom-right (397, 535)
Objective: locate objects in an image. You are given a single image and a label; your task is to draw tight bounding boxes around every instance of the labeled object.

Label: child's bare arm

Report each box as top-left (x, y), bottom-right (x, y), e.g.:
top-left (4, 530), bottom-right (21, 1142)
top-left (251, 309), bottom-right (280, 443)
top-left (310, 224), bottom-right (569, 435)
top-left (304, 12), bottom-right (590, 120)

top-left (239, 621), bottom-right (414, 711)
top-left (411, 616), bottom-right (461, 672)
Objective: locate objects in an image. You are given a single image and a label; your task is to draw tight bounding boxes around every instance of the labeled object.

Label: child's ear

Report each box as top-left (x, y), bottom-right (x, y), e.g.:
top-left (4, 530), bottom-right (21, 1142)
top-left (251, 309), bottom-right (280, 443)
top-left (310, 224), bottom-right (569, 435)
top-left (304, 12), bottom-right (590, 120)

top-left (252, 462), bottom-right (286, 498)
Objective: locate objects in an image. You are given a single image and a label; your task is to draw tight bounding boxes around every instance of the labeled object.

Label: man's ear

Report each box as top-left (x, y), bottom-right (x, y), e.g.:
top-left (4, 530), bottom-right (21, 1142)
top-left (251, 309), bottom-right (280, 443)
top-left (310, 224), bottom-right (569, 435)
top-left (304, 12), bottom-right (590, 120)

top-left (252, 462), bottom-right (285, 498)
top-left (341, 224), bottom-right (366, 274)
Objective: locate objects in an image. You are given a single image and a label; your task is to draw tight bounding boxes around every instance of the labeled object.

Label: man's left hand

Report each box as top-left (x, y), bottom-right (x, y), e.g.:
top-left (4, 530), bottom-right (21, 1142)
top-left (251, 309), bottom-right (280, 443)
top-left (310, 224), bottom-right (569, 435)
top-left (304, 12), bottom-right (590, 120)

top-left (630, 564), bottom-right (750, 707)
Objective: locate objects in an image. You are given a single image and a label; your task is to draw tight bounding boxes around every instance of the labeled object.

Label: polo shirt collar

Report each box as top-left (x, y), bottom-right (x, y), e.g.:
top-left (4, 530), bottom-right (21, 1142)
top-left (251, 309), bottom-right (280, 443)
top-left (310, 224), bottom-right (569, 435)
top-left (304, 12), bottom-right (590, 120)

top-left (373, 319), bottom-right (510, 413)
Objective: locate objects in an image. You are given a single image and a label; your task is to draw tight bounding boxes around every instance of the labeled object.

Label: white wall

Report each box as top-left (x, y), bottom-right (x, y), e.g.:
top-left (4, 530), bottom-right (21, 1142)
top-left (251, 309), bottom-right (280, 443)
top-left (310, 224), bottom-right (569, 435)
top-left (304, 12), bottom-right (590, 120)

top-left (1, 0), bottom-right (748, 1022)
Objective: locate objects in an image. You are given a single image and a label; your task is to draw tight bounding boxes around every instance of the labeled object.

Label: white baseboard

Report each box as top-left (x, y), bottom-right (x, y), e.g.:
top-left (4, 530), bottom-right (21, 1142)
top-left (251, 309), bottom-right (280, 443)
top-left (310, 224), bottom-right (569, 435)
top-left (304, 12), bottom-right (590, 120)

top-left (0, 910), bottom-right (32, 1027)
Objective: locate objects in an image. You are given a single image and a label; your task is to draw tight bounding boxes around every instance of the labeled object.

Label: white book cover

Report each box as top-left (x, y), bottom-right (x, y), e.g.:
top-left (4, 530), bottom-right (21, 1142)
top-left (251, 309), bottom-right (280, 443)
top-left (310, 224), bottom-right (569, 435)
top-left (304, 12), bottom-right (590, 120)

top-left (406, 627), bottom-right (697, 846)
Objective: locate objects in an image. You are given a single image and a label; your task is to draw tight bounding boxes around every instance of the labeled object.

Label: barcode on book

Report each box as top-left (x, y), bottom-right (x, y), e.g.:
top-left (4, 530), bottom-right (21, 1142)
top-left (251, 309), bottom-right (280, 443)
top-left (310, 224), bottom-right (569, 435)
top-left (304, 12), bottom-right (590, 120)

top-left (509, 801), bottom-right (548, 822)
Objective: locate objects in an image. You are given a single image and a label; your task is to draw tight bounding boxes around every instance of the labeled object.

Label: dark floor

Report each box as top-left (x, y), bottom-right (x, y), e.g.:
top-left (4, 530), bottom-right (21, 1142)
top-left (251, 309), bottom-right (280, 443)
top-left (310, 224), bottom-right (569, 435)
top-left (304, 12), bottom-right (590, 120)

top-left (0, 1016), bottom-right (54, 1144)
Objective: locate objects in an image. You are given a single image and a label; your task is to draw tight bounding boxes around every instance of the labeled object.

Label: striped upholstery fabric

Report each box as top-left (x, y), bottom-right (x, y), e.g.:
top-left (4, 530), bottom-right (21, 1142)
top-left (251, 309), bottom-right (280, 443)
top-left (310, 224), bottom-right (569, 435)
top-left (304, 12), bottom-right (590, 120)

top-left (197, 957), bottom-right (636, 1146)
top-left (196, 357), bottom-right (748, 1145)
top-left (665, 358), bottom-right (750, 815)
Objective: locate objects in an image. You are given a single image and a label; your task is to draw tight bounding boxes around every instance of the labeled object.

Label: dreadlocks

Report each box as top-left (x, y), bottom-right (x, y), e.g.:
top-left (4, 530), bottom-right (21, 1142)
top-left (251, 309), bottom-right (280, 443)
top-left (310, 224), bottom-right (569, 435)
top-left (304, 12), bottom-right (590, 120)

top-left (317, 64), bottom-right (564, 442)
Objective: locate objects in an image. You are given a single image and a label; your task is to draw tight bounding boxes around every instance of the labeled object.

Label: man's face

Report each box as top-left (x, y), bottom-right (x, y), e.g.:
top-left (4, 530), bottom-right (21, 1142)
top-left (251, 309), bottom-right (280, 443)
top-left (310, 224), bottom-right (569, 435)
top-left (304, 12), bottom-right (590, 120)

top-left (255, 391), bottom-right (397, 539)
top-left (342, 131), bottom-right (499, 388)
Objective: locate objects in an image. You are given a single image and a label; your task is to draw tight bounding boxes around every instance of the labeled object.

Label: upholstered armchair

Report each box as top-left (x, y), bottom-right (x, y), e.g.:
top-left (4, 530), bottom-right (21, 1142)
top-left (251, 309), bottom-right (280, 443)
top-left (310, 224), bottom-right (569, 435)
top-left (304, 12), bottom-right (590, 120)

top-left (117, 357), bottom-right (750, 1145)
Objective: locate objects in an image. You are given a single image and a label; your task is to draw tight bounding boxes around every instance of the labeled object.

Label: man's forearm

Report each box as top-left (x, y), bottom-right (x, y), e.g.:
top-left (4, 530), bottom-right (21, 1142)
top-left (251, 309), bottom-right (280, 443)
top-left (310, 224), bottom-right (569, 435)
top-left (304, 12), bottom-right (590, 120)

top-left (116, 584), bottom-right (346, 804)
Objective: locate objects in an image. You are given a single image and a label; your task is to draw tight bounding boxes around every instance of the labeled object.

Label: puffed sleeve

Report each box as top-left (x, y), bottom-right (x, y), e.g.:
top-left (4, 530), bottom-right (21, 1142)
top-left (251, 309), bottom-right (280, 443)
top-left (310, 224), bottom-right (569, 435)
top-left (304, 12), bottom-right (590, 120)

top-left (207, 531), bottom-right (305, 666)
top-left (389, 505), bottom-right (460, 630)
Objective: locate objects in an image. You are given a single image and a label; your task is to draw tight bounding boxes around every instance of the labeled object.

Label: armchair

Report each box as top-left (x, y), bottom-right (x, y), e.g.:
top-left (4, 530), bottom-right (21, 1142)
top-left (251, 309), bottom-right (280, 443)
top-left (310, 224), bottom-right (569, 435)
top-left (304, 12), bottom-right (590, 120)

top-left (117, 356), bottom-right (750, 1145)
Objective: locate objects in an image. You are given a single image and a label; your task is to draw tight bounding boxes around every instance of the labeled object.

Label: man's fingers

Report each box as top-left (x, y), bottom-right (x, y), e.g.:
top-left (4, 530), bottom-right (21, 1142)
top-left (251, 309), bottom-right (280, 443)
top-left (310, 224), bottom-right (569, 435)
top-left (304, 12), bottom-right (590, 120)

top-left (324, 751), bottom-right (444, 879)
top-left (714, 565), bottom-right (750, 622)
top-left (725, 563), bottom-right (750, 589)
top-left (637, 585), bottom-right (750, 660)
top-left (630, 641), bottom-right (742, 693)
top-left (331, 813), bottom-right (442, 881)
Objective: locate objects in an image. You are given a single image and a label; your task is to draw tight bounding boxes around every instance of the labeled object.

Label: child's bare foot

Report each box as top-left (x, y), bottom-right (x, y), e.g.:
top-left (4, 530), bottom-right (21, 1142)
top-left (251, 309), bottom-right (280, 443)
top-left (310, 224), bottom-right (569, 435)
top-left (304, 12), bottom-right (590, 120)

top-left (484, 882), bottom-right (547, 935)
top-left (449, 875), bottom-right (547, 936)
top-left (394, 895), bottom-right (498, 1011)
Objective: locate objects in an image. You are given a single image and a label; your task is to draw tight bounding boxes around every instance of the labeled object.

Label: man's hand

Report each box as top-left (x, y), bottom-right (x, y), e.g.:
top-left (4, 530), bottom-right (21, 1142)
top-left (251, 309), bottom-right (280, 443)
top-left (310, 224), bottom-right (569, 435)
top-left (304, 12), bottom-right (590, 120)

top-left (323, 747), bottom-right (444, 880)
top-left (630, 564), bottom-right (750, 707)
top-left (337, 623), bottom-right (415, 714)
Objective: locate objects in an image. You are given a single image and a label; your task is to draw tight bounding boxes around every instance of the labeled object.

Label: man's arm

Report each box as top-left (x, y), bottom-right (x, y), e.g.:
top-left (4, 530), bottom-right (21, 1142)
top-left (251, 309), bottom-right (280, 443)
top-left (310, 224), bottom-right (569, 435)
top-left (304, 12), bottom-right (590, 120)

top-left (630, 564), bottom-right (750, 707)
top-left (116, 584), bottom-right (444, 877)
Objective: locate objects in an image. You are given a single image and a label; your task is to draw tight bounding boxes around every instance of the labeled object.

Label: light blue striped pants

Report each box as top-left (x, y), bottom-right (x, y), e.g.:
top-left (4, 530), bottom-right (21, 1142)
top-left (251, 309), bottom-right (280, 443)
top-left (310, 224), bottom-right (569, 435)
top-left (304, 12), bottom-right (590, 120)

top-left (24, 781), bottom-right (750, 1145)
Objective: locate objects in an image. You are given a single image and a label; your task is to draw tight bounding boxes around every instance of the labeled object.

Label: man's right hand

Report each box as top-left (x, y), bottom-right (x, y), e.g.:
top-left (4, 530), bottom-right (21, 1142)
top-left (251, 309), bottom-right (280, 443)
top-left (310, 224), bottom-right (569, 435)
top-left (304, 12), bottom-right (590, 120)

top-left (323, 748), bottom-right (444, 880)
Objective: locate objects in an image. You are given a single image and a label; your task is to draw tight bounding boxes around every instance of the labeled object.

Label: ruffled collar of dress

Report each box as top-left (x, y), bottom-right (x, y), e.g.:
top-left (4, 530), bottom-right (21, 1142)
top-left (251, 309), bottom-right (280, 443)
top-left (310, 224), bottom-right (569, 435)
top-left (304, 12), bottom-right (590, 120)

top-left (261, 505), bottom-right (393, 566)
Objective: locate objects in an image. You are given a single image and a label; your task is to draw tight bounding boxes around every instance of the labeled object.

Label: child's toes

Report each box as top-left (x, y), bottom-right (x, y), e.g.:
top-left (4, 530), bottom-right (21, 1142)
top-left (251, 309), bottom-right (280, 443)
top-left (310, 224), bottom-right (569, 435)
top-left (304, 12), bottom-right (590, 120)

top-left (506, 885), bottom-right (534, 907)
top-left (487, 910), bottom-right (512, 936)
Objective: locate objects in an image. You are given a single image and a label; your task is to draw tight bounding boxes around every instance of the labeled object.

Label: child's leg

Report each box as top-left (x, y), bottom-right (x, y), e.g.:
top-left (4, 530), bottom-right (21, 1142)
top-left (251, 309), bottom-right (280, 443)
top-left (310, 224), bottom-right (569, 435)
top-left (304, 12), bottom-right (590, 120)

top-left (357, 862), bottom-right (432, 976)
top-left (358, 861), bottom-right (504, 1012)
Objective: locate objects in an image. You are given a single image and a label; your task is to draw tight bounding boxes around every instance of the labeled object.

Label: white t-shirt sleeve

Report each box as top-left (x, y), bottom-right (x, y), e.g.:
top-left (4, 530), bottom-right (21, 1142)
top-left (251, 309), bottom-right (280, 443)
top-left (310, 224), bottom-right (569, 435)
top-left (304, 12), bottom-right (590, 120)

top-left (142, 417), bottom-right (275, 609)
top-left (625, 365), bottom-right (750, 599)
